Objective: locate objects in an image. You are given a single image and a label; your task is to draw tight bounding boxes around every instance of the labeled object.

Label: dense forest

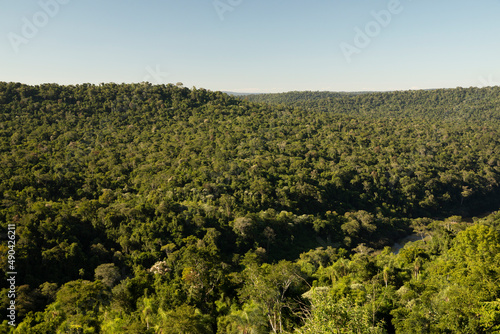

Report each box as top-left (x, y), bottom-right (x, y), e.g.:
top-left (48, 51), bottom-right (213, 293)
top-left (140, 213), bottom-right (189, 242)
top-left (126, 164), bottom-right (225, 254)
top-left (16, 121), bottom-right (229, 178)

top-left (1, 82), bottom-right (500, 333)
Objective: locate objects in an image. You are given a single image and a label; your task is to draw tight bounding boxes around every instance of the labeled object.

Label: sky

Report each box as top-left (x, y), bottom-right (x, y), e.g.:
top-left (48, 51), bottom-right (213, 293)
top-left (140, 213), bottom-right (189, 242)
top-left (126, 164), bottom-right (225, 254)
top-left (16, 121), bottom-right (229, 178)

top-left (1, 0), bottom-right (499, 93)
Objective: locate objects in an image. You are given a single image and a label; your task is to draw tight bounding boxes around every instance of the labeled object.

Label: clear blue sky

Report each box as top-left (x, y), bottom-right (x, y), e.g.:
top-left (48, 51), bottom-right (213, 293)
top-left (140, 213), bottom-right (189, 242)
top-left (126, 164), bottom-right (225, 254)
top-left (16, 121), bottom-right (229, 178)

top-left (1, 0), bottom-right (499, 92)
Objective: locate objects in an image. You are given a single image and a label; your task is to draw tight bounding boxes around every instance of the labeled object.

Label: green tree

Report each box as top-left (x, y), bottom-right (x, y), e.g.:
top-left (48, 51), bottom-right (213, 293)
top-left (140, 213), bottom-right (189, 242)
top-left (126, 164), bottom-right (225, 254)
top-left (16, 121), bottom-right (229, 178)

top-left (238, 253), bottom-right (303, 333)
top-left (94, 263), bottom-right (121, 288)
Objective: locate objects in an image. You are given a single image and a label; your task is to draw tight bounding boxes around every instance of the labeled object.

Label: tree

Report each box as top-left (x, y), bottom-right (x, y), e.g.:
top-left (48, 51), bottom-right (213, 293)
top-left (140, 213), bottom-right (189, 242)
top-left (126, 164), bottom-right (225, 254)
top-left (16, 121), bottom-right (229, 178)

top-left (238, 253), bottom-right (303, 333)
top-left (94, 263), bottom-right (121, 288)
top-left (155, 305), bottom-right (212, 334)
top-left (298, 287), bottom-right (385, 334)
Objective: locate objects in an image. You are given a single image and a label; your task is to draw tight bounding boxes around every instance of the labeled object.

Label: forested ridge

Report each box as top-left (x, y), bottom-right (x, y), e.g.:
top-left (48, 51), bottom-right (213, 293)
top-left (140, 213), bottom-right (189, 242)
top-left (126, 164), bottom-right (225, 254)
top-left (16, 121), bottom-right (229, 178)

top-left (1, 82), bottom-right (500, 333)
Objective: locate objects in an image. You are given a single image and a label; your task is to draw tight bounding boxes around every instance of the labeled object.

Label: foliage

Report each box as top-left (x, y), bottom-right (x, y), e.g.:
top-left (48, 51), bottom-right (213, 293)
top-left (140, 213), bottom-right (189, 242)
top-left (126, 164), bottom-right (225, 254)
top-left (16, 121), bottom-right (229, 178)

top-left (1, 82), bottom-right (500, 332)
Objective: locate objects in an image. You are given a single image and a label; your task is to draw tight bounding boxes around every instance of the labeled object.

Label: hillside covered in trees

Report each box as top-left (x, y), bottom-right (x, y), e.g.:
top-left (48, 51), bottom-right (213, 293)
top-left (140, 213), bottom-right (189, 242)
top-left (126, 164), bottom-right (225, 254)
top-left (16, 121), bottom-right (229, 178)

top-left (1, 82), bottom-right (500, 333)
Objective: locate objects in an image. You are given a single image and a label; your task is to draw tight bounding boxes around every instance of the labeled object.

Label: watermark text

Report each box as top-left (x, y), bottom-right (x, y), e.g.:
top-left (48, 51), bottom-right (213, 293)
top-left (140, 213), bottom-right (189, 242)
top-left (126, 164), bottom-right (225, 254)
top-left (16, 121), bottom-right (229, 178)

top-left (340, 0), bottom-right (409, 63)
top-left (8, 0), bottom-right (70, 54)
top-left (213, 0), bottom-right (243, 21)
top-left (6, 223), bottom-right (17, 327)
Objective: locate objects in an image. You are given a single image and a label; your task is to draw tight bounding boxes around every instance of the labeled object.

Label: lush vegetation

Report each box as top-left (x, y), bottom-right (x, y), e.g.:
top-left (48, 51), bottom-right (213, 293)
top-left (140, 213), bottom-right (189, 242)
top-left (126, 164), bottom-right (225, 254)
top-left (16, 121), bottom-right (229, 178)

top-left (1, 82), bottom-right (500, 333)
